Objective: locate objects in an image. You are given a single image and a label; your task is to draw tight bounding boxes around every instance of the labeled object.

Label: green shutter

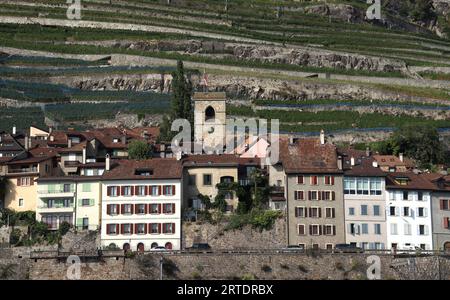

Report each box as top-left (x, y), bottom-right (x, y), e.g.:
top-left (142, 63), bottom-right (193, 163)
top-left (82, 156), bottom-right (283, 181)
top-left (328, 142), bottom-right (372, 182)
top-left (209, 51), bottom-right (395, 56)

top-left (76, 218), bottom-right (83, 226)
top-left (78, 199), bottom-right (83, 206)
top-left (89, 199), bottom-right (95, 206)
top-left (82, 183), bottom-right (91, 192)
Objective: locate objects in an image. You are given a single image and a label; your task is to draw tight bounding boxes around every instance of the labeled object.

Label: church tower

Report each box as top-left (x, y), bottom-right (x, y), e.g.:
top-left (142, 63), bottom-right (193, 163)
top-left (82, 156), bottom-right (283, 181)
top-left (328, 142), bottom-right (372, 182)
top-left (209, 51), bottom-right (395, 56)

top-left (193, 92), bottom-right (226, 153)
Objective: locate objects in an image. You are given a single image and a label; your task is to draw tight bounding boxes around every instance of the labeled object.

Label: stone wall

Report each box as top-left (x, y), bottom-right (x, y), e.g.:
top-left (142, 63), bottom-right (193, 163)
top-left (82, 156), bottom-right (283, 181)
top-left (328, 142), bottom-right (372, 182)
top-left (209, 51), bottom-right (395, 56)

top-left (23, 252), bottom-right (450, 280)
top-left (182, 217), bottom-right (287, 249)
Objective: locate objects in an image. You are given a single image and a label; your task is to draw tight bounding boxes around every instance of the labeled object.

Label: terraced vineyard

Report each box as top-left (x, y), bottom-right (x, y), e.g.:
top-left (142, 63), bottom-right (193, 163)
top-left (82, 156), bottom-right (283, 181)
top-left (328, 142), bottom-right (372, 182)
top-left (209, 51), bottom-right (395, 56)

top-left (0, 0), bottom-right (449, 137)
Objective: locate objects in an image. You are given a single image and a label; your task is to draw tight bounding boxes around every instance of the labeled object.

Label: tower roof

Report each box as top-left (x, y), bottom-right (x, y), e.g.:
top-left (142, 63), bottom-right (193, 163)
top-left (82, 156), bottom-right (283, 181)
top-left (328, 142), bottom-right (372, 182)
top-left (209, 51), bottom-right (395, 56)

top-left (192, 92), bottom-right (226, 100)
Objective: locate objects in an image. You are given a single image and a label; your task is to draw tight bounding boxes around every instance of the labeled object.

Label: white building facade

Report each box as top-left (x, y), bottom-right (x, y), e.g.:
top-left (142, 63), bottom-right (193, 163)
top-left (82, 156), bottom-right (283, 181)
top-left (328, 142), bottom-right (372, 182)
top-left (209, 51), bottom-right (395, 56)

top-left (101, 178), bottom-right (182, 251)
top-left (386, 187), bottom-right (433, 251)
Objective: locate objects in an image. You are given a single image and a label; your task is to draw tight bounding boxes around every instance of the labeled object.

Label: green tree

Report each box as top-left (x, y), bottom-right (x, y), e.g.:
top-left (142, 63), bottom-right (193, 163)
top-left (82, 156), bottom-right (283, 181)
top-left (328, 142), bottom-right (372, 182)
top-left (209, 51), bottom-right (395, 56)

top-left (390, 124), bottom-right (444, 168)
top-left (128, 140), bottom-right (152, 160)
top-left (410, 0), bottom-right (435, 22)
top-left (160, 60), bottom-right (193, 142)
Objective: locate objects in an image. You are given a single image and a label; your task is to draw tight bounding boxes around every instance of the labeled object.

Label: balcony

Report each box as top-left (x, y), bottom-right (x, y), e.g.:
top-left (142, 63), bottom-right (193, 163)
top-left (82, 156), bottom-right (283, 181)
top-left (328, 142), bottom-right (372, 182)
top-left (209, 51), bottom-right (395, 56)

top-left (38, 188), bottom-right (75, 198)
top-left (8, 167), bottom-right (38, 174)
top-left (38, 201), bottom-right (74, 212)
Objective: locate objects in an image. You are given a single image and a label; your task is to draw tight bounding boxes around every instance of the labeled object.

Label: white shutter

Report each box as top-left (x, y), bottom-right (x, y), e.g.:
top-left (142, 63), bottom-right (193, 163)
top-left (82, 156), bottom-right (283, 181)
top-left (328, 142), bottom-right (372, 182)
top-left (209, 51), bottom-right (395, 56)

top-left (424, 208), bottom-right (428, 217)
top-left (417, 225), bottom-right (421, 236)
top-left (425, 225), bottom-right (429, 235)
top-left (395, 207), bottom-right (400, 216)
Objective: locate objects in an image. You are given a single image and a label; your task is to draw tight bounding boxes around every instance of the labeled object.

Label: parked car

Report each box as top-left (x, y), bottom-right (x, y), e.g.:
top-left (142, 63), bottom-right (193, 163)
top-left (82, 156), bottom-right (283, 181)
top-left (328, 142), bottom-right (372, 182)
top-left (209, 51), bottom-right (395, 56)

top-left (150, 246), bottom-right (168, 252)
top-left (185, 243), bottom-right (212, 252)
top-left (279, 245), bottom-right (305, 253)
top-left (334, 244), bottom-right (363, 253)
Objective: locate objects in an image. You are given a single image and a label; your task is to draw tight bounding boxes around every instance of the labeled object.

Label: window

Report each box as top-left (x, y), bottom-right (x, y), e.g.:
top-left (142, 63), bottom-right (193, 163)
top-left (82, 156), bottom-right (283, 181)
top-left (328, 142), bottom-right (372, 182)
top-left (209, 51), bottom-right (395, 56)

top-left (163, 203), bottom-right (175, 214)
top-left (309, 225), bottom-right (320, 236)
top-left (19, 198), bottom-right (24, 207)
top-left (298, 224), bottom-right (306, 235)
top-left (322, 191), bottom-right (334, 201)
top-left (310, 207), bottom-right (320, 218)
top-left (324, 225), bottom-right (334, 236)
top-left (203, 174), bottom-right (212, 186)
top-left (418, 192), bottom-right (423, 201)
top-left (297, 175), bottom-right (304, 184)
top-left (310, 176), bottom-right (318, 185)
top-left (403, 207), bottom-right (410, 217)
top-left (82, 183), bottom-right (91, 192)
top-left (295, 207), bottom-right (306, 218)
top-left (107, 224), bottom-right (118, 235)
top-left (361, 205), bottom-right (368, 216)
top-left (361, 223), bottom-right (369, 234)
top-left (122, 204), bottom-right (133, 215)
top-left (294, 191), bottom-right (304, 201)
top-left (81, 199), bottom-right (91, 206)
top-left (374, 224), bottom-right (381, 234)
top-left (122, 224), bottom-right (132, 235)
top-left (403, 191), bottom-right (409, 200)
top-left (221, 176), bottom-right (234, 184)
top-left (440, 200), bottom-right (449, 210)
top-left (149, 204), bottom-right (160, 214)
top-left (325, 207), bottom-right (335, 218)
top-left (18, 177), bottom-right (31, 186)
top-left (122, 186), bottom-right (132, 196)
top-left (163, 185), bottom-right (174, 196)
top-left (349, 207), bottom-right (355, 216)
top-left (163, 223), bottom-right (175, 234)
top-left (188, 175), bottom-right (196, 186)
top-left (324, 176), bottom-right (334, 185)
top-left (390, 223), bottom-right (398, 235)
top-left (107, 204), bottom-right (119, 215)
top-left (390, 206), bottom-right (397, 216)
top-left (136, 186), bottom-right (146, 196)
top-left (63, 184), bottom-right (71, 193)
top-left (349, 223), bottom-right (356, 235)
top-left (136, 204), bottom-right (146, 215)
top-left (82, 218), bottom-right (89, 230)
top-left (136, 224), bottom-right (146, 235)
top-left (419, 225), bottom-right (427, 235)
top-left (150, 185), bottom-right (160, 196)
top-left (373, 205), bottom-right (380, 216)
top-left (420, 244), bottom-right (426, 250)
top-left (345, 177), bottom-right (381, 195)
top-left (404, 224), bottom-right (412, 235)
top-left (417, 207), bottom-right (425, 217)
top-left (149, 223), bottom-right (160, 234)
top-left (308, 191), bottom-right (318, 201)
top-left (108, 186), bottom-right (119, 197)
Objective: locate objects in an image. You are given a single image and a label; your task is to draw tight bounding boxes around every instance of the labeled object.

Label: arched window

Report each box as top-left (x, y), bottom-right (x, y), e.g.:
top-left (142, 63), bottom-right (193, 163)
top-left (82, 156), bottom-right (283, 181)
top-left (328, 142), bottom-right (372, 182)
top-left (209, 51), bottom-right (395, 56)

top-left (444, 242), bottom-right (450, 253)
top-left (205, 106), bottom-right (215, 121)
top-left (220, 176), bottom-right (234, 183)
top-left (137, 243), bottom-right (145, 252)
top-left (123, 243), bottom-right (130, 251)
top-left (165, 242), bottom-right (173, 250)
top-left (151, 242), bottom-right (159, 249)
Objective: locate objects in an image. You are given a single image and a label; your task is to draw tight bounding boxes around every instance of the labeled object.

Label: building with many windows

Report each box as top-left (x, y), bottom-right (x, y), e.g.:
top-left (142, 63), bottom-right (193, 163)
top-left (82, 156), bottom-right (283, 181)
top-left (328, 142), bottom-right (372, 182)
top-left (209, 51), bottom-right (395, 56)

top-left (36, 177), bottom-right (102, 230)
top-left (385, 173), bottom-right (434, 251)
top-left (341, 149), bottom-right (387, 250)
top-left (101, 158), bottom-right (183, 251)
top-left (282, 133), bottom-right (345, 250)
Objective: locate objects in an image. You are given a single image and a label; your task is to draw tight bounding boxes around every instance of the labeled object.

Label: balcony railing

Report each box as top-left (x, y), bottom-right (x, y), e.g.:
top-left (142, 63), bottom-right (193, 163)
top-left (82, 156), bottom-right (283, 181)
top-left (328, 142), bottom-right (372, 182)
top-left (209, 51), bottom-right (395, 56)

top-left (38, 204), bottom-right (74, 210)
top-left (38, 189), bottom-right (75, 194)
top-left (8, 167), bottom-right (38, 174)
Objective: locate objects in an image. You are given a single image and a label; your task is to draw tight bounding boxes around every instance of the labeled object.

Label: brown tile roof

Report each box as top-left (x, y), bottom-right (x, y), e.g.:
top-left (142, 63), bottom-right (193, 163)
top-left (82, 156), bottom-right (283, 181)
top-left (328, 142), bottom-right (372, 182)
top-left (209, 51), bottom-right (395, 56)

top-left (102, 158), bottom-right (182, 180)
top-left (385, 172), bottom-right (436, 190)
top-left (338, 147), bottom-right (385, 177)
top-left (280, 138), bottom-right (341, 174)
top-left (29, 147), bottom-right (59, 158)
top-left (48, 131), bottom-right (68, 146)
top-left (373, 155), bottom-right (406, 167)
top-left (58, 141), bottom-right (88, 153)
top-left (127, 127), bottom-right (160, 142)
top-left (182, 154), bottom-right (260, 168)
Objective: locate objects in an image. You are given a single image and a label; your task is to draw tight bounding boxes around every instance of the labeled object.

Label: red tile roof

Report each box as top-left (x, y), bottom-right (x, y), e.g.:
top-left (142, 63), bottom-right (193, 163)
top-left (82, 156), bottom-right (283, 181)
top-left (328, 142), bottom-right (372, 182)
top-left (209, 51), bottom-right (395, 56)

top-left (280, 138), bottom-right (341, 174)
top-left (101, 158), bottom-right (182, 180)
top-left (385, 172), bottom-right (436, 190)
top-left (182, 154), bottom-right (260, 167)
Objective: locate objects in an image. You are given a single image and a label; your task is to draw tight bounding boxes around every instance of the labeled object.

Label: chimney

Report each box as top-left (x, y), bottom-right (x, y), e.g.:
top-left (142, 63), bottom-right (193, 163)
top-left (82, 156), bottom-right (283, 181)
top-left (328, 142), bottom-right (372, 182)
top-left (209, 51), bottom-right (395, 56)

top-left (48, 126), bottom-right (53, 134)
top-left (320, 129), bottom-right (325, 145)
top-left (121, 135), bottom-right (126, 145)
top-left (337, 156), bottom-right (343, 170)
top-left (50, 135), bottom-right (54, 142)
top-left (350, 156), bottom-right (355, 166)
top-left (372, 161), bottom-right (379, 168)
top-left (68, 139), bottom-right (72, 149)
top-left (12, 125), bottom-right (16, 135)
top-left (175, 151), bottom-right (183, 161)
top-left (399, 153), bottom-right (404, 162)
top-left (105, 154), bottom-right (110, 171)
top-left (289, 136), bottom-right (294, 144)
top-left (24, 136), bottom-right (29, 150)
top-left (82, 147), bottom-right (86, 164)
top-left (366, 147), bottom-right (371, 157)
